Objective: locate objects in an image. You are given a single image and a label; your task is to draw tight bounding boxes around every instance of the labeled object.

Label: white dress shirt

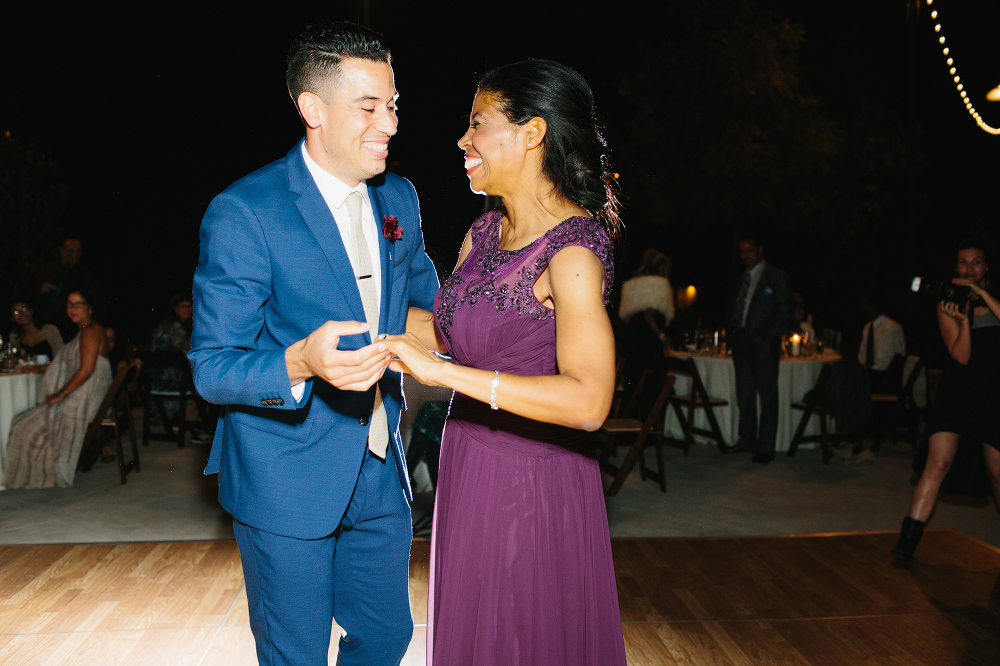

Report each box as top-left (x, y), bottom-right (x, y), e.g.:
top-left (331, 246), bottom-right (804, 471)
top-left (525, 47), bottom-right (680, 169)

top-left (741, 260), bottom-right (768, 324)
top-left (288, 144), bottom-right (384, 399)
top-left (301, 143), bottom-right (383, 301)
top-left (858, 314), bottom-right (906, 372)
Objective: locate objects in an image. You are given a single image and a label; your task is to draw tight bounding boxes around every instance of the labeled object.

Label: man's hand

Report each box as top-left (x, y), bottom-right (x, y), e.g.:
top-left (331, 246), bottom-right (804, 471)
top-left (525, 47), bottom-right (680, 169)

top-left (286, 320), bottom-right (391, 391)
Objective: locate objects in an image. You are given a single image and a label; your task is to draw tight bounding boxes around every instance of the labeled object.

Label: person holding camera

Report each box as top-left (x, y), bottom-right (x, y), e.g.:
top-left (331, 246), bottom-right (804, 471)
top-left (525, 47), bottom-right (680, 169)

top-left (892, 241), bottom-right (1000, 564)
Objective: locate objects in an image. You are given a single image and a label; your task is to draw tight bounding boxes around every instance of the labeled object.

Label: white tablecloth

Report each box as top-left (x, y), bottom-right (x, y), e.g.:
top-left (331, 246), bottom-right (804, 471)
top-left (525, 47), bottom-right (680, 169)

top-left (664, 352), bottom-right (841, 452)
top-left (0, 371), bottom-right (45, 480)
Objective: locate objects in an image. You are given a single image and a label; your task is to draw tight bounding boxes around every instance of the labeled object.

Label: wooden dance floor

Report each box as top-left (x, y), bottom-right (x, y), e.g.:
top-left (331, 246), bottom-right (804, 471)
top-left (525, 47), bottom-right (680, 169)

top-left (2, 531), bottom-right (999, 664)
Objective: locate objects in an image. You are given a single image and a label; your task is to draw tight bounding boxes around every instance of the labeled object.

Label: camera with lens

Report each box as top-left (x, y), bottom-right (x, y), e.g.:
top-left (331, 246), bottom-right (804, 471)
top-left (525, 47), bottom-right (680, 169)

top-left (910, 277), bottom-right (971, 306)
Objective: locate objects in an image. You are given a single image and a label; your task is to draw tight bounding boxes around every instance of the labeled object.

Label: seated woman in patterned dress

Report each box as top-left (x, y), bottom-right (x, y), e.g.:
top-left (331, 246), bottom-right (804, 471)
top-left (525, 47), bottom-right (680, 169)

top-left (3, 290), bottom-right (113, 488)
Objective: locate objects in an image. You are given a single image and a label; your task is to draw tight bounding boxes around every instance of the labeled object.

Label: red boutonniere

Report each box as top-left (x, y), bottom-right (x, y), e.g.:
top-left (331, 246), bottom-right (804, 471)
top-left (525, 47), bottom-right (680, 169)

top-left (382, 215), bottom-right (403, 244)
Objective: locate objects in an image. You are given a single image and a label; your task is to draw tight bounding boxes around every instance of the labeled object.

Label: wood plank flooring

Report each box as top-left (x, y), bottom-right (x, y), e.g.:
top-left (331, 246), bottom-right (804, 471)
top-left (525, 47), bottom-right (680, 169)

top-left (1, 531), bottom-right (998, 664)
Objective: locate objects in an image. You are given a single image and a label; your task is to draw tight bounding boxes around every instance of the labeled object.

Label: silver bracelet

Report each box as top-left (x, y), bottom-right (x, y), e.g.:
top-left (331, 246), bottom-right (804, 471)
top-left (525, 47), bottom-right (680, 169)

top-left (489, 371), bottom-right (500, 410)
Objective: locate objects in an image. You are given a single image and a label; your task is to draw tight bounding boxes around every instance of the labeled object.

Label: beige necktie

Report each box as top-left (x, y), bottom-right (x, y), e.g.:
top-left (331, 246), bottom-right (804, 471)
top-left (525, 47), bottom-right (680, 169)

top-left (346, 191), bottom-right (388, 459)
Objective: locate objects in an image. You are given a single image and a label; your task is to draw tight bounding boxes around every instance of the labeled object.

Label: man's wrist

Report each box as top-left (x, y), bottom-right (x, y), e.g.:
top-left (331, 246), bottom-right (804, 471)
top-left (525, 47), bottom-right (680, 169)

top-left (285, 339), bottom-right (311, 385)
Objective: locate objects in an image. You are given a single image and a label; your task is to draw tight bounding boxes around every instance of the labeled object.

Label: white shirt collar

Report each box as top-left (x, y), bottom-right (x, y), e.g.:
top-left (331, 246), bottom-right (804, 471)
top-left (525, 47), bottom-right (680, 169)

top-left (300, 142), bottom-right (370, 208)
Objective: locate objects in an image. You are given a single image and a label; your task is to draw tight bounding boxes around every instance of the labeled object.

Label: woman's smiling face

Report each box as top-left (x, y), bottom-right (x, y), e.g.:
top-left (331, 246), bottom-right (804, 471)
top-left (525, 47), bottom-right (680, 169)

top-left (457, 92), bottom-right (525, 197)
top-left (957, 248), bottom-right (988, 285)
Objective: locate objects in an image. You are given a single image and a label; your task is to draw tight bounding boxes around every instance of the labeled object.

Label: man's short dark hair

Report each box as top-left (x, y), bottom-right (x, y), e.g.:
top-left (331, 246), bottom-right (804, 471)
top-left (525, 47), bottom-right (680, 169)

top-left (286, 21), bottom-right (391, 103)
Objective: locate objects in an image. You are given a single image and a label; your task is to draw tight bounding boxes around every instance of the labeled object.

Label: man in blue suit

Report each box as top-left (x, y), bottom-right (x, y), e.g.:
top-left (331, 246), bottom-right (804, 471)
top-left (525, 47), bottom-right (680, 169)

top-left (188, 22), bottom-right (439, 665)
top-left (726, 233), bottom-right (791, 464)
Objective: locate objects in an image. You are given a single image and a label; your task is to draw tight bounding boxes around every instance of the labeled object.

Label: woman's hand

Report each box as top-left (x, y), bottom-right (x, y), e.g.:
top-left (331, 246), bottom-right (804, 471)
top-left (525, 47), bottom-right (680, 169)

top-left (938, 299), bottom-right (968, 323)
top-left (952, 277), bottom-right (985, 297)
top-left (44, 392), bottom-right (64, 406)
top-left (381, 332), bottom-right (449, 387)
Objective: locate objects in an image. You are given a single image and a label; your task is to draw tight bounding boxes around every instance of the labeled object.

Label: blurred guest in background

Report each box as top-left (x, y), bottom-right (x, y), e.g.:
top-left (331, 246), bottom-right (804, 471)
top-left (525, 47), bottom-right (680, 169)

top-left (790, 292), bottom-right (815, 340)
top-left (103, 325), bottom-right (131, 376)
top-left (9, 301), bottom-right (63, 361)
top-left (618, 248), bottom-right (674, 414)
top-left (29, 238), bottom-right (105, 343)
top-left (3, 289), bottom-right (113, 488)
top-left (892, 241), bottom-right (1000, 564)
top-left (858, 295), bottom-right (905, 393)
top-left (149, 293), bottom-right (194, 424)
top-left (151, 293), bottom-right (193, 359)
top-left (726, 232), bottom-right (791, 464)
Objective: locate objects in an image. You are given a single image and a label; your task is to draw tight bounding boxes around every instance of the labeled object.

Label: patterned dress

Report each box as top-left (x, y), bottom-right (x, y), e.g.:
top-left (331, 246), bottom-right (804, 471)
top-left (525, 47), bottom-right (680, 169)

top-left (428, 209), bottom-right (626, 665)
top-left (3, 334), bottom-right (112, 488)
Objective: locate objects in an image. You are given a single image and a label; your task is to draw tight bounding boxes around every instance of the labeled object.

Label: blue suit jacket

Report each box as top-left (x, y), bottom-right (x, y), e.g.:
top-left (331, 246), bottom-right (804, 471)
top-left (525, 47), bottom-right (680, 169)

top-left (189, 142), bottom-right (439, 539)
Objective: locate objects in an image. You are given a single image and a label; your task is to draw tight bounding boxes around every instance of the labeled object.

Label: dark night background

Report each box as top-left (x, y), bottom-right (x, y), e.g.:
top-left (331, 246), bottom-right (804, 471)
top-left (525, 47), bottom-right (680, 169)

top-left (2, 1), bottom-right (997, 362)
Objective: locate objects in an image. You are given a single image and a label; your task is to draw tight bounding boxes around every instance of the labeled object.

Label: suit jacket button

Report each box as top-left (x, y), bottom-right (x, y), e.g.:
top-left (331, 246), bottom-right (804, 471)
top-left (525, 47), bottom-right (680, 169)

top-left (359, 414), bottom-right (369, 426)
top-left (260, 399), bottom-right (268, 406)
top-left (276, 399), bottom-right (283, 406)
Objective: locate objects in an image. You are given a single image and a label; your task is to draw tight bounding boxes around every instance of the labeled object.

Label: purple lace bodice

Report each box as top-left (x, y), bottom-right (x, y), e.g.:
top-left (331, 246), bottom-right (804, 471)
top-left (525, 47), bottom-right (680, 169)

top-left (434, 208), bottom-right (613, 375)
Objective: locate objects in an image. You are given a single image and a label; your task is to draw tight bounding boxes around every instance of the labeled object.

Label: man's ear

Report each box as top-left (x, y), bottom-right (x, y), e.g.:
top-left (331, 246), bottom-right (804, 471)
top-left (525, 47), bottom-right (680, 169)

top-left (297, 92), bottom-right (323, 130)
top-left (525, 117), bottom-right (547, 150)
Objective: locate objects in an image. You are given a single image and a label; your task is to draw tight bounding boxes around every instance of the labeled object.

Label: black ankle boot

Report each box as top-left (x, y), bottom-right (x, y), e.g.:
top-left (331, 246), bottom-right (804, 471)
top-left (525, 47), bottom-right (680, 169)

top-left (891, 517), bottom-right (925, 562)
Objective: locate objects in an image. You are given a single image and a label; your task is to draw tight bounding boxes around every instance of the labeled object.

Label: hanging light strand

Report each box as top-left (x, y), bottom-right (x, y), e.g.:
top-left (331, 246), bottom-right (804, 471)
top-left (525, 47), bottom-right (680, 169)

top-left (926, 0), bottom-right (999, 135)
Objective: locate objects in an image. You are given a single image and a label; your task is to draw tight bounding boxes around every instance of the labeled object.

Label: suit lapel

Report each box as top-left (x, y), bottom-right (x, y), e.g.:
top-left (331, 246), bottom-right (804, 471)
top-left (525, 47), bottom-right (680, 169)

top-left (287, 144), bottom-right (368, 328)
top-left (369, 186), bottom-right (393, 336)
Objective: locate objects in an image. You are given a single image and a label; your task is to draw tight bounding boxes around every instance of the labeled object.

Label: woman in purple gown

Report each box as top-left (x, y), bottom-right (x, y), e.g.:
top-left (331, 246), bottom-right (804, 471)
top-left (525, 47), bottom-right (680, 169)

top-left (384, 60), bottom-right (627, 665)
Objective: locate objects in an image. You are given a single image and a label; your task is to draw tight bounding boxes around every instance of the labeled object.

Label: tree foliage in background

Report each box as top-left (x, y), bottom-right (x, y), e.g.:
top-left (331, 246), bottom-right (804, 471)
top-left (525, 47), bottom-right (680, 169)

top-left (617, 0), bottom-right (915, 334)
top-left (0, 131), bottom-right (67, 301)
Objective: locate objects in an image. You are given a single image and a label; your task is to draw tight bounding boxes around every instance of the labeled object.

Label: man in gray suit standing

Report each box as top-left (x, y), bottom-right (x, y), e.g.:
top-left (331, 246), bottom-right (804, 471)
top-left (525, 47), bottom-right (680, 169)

top-left (726, 232), bottom-right (791, 463)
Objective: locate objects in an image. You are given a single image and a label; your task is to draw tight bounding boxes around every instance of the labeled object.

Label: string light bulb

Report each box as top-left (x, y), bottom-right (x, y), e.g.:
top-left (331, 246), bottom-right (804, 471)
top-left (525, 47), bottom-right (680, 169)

top-left (926, 6), bottom-right (999, 135)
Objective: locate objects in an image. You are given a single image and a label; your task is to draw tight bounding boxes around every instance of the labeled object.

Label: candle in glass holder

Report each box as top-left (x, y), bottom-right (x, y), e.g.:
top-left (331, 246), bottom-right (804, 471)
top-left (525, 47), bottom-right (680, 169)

top-left (789, 333), bottom-right (801, 357)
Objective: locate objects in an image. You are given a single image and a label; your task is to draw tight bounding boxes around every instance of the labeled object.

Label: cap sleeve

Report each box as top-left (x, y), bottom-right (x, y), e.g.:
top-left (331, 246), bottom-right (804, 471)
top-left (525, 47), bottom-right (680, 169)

top-left (532, 217), bottom-right (615, 305)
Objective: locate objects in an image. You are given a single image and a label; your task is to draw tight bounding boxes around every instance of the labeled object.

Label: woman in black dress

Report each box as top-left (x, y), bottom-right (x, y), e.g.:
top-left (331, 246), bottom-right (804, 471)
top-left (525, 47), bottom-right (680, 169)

top-left (9, 301), bottom-right (63, 361)
top-left (892, 241), bottom-right (1000, 563)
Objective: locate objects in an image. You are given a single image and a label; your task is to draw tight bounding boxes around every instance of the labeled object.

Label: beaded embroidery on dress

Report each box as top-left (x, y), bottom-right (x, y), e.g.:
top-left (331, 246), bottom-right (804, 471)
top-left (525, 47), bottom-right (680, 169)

top-left (435, 207), bottom-right (613, 346)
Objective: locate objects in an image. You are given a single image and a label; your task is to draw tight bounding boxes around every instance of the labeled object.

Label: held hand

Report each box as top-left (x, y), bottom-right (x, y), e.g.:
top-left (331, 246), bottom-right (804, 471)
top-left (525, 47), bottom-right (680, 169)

top-left (290, 320), bottom-right (391, 392)
top-left (938, 300), bottom-right (968, 323)
top-left (381, 332), bottom-right (447, 387)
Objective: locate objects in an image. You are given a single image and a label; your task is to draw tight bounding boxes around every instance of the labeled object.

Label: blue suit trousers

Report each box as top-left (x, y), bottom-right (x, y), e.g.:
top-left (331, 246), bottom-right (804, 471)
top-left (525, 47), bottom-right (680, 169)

top-left (234, 449), bottom-right (413, 665)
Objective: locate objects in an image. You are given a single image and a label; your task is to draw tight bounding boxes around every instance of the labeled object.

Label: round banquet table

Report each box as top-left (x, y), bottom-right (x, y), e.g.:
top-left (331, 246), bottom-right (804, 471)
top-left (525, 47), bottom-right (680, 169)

top-left (0, 370), bottom-right (45, 484)
top-left (663, 350), bottom-right (842, 452)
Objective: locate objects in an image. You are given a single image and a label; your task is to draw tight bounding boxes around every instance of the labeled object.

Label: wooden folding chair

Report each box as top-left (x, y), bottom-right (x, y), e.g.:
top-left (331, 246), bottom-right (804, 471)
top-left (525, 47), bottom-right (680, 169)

top-left (600, 374), bottom-right (675, 496)
top-left (663, 355), bottom-right (729, 454)
top-left (77, 362), bottom-right (140, 483)
top-left (871, 356), bottom-right (926, 452)
top-left (140, 350), bottom-right (212, 447)
top-left (787, 364), bottom-right (837, 464)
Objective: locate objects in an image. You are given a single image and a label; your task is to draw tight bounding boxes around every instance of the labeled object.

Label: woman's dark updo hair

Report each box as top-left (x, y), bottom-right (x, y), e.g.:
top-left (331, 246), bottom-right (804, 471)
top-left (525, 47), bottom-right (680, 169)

top-left (477, 59), bottom-right (623, 244)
